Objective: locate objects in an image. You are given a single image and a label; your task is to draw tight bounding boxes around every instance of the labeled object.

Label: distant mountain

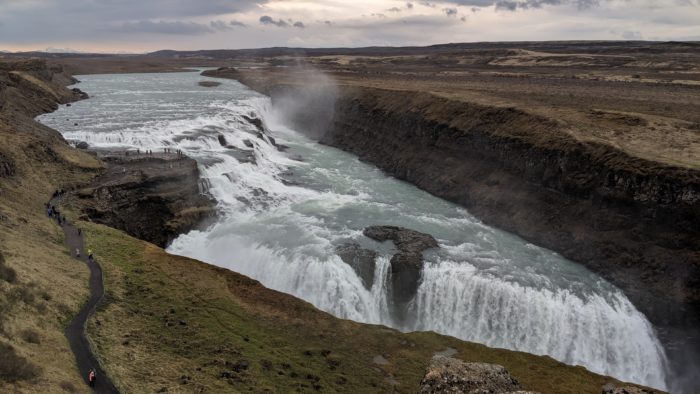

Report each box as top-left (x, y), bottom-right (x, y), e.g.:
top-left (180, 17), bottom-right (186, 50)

top-left (145, 41), bottom-right (700, 59)
top-left (42, 47), bottom-right (83, 54)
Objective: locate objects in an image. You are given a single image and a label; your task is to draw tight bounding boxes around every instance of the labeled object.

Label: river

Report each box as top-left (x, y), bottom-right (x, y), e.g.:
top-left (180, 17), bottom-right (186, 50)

top-left (38, 70), bottom-right (668, 390)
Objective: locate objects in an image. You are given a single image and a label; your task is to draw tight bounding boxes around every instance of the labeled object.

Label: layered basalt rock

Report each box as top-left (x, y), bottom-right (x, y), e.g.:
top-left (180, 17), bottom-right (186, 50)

top-left (74, 153), bottom-right (215, 248)
top-left (334, 243), bottom-right (377, 289)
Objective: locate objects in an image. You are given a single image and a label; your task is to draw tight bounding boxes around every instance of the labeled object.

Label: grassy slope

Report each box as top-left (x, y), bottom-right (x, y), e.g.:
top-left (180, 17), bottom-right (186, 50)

top-left (0, 118), bottom-right (102, 392)
top-left (82, 221), bottom-right (644, 393)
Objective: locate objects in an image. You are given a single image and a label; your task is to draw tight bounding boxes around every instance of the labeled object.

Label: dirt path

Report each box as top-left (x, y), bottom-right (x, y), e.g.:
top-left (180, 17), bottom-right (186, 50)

top-left (53, 205), bottom-right (119, 393)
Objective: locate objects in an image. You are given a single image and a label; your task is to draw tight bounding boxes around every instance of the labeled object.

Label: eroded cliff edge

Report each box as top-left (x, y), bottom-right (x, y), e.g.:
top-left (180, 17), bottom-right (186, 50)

top-left (72, 152), bottom-right (214, 248)
top-left (204, 67), bottom-right (700, 330)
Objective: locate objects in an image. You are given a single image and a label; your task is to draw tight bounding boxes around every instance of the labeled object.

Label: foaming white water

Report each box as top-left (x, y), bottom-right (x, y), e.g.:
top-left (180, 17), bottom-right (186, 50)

top-left (39, 71), bottom-right (668, 390)
top-left (413, 261), bottom-right (668, 386)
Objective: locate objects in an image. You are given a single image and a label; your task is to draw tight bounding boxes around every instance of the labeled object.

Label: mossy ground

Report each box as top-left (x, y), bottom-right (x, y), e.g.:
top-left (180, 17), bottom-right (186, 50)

top-left (82, 221), bottom-right (648, 393)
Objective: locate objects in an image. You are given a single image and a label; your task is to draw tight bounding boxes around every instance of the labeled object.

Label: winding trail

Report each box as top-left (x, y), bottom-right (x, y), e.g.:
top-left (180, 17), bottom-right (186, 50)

top-left (56, 208), bottom-right (119, 393)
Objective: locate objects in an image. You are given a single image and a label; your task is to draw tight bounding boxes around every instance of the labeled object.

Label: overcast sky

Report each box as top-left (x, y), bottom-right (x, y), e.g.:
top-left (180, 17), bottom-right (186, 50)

top-left (0, 0), bottom-right (699, 52)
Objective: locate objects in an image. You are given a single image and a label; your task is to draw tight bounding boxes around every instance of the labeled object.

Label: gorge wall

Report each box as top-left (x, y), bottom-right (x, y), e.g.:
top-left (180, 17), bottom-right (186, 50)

top-left (322, 87), bottom-right (700, 329)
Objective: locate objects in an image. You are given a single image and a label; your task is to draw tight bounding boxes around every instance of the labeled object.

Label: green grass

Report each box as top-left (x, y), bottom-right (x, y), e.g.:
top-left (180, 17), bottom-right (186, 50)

top-left (83, 222), bottom-right (654, 393)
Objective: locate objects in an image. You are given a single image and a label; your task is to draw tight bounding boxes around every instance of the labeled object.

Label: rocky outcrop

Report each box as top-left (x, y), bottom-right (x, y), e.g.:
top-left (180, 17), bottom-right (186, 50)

top-left (363, 226), bottom-right (438, 316)
top-left (602, 383), bottom-right (660, 394)
top-left (243, 115), bottom-right (265, 133)
top-left (217, 134), bottom-right (227, 147)
top-left (0, 151), bottom-right (15, 178)
top-left (335, 243), bottom-right (377, 289)
top-left (419, 355), bottom-right (531, 394)
top-left (198, 81), bottom-right (221, 87)
top-left (74, 153), bottom-right (215, 247)
top-left (0, 59), bottom-right (87, 118)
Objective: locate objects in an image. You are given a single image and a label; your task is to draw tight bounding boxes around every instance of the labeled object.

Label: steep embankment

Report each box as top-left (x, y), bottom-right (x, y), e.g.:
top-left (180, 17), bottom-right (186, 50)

top-left (0, 58), bottom-right (102, 391)
top-left (206, 67), bottom-right (700, 329)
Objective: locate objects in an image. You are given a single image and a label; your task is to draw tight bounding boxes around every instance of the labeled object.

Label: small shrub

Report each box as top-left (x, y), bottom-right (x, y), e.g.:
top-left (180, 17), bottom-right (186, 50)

top-left (59, 381), bottom-right (77, 392)
top-left (40, 291), bottom-right (52, 301)
top-left (0, 342), bottom-right (40, 382)
top-left (21, 329), bottom-right (41, 344)
top-left (0, 253), bottom-right (17, 284)
top-left (10, 286), bottom-right (36, 305)
top-left (35, 302), bottom-right (48, 314)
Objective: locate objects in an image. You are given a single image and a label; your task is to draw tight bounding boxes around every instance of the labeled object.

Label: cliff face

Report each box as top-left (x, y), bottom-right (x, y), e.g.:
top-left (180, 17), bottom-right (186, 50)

top-left (324, 88), bottom-right (700, 326)
top-left (73, 153), bottom-right (215, 248)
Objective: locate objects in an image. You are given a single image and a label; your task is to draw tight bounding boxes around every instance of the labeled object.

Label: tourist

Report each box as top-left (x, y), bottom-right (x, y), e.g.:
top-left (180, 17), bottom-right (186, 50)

top-left (75, 248), bottom-right (80, 258)
top-left (88, 369), bottom-right (96, 387)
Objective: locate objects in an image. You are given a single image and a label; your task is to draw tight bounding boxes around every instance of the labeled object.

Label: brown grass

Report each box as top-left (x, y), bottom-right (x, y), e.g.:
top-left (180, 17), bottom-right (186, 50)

top-left (0, 342), bottom-right (40, 383)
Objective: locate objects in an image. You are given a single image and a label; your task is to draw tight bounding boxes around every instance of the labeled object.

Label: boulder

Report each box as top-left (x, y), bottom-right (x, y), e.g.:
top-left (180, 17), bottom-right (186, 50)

top-left (420, 356), bottom-right (529, 394)
top-left (198, 81), bottom-right (221, 87)
top-left (335, 243), bottom-right (377, 289)
top-left (243, 115), bottom-right (265, 132)
top-left (76, 141), bottom-right (89, 149)
top-left (363, 225), bottom-right (438, 252)
top-left (71, 87), bottom-right (89, 100)
top-left (601, 383), bottom-right (659, 394)
top-left (217, 134), bottom-right (227, 147)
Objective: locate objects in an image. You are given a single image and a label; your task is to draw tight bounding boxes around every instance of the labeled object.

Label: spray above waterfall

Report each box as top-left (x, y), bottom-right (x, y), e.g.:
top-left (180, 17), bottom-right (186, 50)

top-left (263, 64), bottom-right (338, 141)
top-left (38, 70), bottom-right (669, 390)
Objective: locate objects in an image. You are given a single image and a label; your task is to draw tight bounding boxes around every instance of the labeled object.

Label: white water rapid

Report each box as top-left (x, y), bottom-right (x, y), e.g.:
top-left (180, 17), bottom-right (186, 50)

top-left (38, 71), bottom-right (669, 389)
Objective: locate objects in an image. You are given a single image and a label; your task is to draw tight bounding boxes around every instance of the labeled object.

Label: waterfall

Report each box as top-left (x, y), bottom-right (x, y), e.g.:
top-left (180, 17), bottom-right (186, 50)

top-left (38, 71), bottom-right (669, 390)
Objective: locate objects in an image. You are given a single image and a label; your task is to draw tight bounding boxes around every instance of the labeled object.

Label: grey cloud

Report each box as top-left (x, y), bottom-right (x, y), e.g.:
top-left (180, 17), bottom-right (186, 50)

top-left (260, 15), bottom-right (289, 27)
top-left (437, 0), bottom-right (602, 9)
top-left (260, 16), bottom-right (305, 29)
top-left (444, 7), bottom-right (459, 15)
top-left (407, 2), bottom-right (414, 8)
top-left (387, 7), bottom-right (403, 12)
top-left (208, 20), bottom-right (247, 30)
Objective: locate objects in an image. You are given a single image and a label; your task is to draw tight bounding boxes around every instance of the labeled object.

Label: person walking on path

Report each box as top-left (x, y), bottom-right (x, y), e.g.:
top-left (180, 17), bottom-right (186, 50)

top-left (88, 369), bottom-right (96, 387)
